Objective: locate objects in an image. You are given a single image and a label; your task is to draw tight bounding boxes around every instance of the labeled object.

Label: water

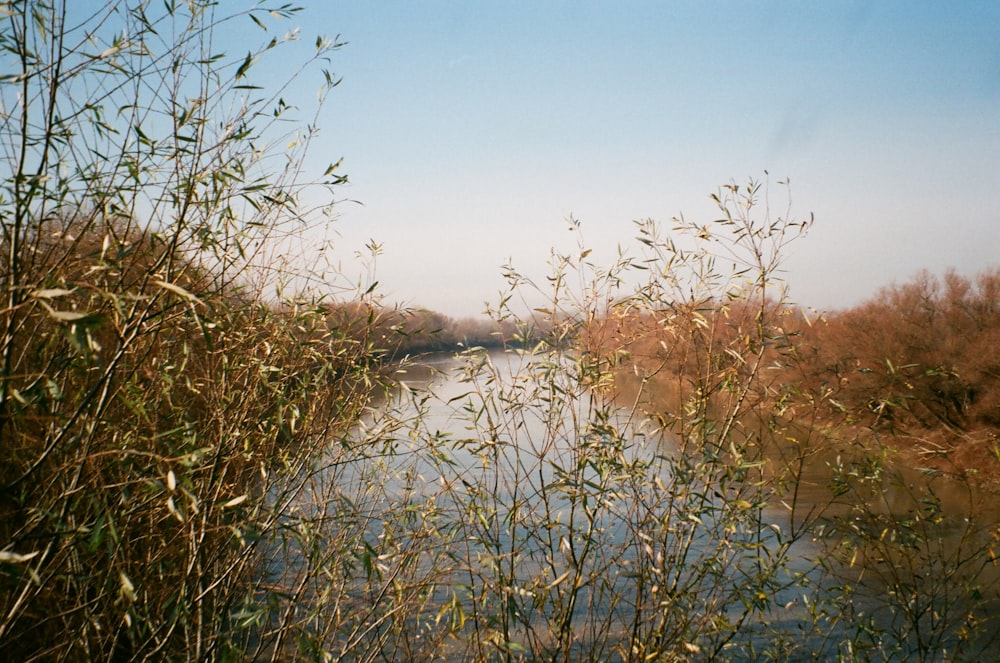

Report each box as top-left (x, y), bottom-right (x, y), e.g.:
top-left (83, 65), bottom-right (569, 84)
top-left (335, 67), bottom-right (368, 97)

top-left (278, 348), bottom-right (1000, 661)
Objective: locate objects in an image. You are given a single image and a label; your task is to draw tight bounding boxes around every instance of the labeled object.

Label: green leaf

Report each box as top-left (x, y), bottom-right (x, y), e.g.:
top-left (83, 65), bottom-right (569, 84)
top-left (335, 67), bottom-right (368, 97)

top-left (235, 52), bottom-right (252, 80)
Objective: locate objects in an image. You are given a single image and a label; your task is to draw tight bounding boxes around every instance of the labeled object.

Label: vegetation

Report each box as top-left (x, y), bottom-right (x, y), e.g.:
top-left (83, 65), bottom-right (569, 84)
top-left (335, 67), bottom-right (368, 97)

top-left (2, 2), bottom-right (1000, 661)
top-left (575, 240), bottom-right (1000, 660)
top-left (790, 269), bottom-right (1000, 488)
top-left (345, 304), bottom-right (521, 357)
top-left (0, 2), bottom-right (394, 659)
top-left (347, 182), bottom-right (1000, 660)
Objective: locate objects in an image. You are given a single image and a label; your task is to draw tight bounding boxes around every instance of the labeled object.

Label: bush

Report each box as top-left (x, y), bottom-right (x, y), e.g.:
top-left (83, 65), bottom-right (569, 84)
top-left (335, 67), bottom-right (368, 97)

top-left (0, 3), bottom-right (382, 660)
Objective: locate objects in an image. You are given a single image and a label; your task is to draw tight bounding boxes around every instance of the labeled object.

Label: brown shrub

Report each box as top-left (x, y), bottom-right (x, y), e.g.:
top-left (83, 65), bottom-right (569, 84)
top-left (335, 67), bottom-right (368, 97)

top-left (0, 216), bottom-right (378, 660)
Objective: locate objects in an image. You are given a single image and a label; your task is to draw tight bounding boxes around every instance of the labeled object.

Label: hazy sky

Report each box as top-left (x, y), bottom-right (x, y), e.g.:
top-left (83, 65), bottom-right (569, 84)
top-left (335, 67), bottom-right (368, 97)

top-left (268, 1), bottom-right (999, 317)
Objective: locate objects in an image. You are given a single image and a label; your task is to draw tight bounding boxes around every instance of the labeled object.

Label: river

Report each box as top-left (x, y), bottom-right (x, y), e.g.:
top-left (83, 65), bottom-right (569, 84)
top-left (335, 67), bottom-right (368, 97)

top-left (280, 347), bottom-right (1000, 661)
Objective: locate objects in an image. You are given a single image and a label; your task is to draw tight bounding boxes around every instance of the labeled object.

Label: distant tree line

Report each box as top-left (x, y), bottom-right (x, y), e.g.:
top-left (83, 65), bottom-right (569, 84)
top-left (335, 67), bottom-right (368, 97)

top-left (321, 303), bottom-right (522, 358)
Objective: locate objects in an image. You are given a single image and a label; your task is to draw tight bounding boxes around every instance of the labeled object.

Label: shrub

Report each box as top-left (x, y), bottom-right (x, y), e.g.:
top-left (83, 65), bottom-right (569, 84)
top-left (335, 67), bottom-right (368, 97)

top-left (0, 3), bottom-right (381, 660)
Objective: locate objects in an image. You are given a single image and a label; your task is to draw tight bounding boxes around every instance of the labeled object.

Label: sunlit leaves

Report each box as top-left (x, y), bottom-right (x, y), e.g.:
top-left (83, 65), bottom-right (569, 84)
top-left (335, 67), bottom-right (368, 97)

top-left (0, 1), bottom-right (362, 659)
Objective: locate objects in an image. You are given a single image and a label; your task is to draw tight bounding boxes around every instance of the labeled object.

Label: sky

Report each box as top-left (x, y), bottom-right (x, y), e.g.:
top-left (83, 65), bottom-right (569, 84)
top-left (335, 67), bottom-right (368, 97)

top-left (262, 1), bottom-right (1000, 317)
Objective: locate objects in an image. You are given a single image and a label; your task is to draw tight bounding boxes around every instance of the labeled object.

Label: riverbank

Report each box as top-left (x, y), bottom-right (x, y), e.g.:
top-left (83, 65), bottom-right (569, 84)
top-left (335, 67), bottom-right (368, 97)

top-left (884, 426), bottom-right (1000, 492)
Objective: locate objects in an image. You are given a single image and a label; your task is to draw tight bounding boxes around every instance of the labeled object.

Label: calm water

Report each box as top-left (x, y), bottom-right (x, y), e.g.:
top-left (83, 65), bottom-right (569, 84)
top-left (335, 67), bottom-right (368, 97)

top-left (290, 349), bottom-right (1000, 660)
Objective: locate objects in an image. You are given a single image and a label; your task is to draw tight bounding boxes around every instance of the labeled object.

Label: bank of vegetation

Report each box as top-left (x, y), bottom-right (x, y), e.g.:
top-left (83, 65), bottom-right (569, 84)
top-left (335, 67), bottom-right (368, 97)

top-left (2, 2), bottom-right (1000, 662)
top-left (344, 304), bottom-right (520, 357)
top-left (792, 269), bottom-right (1000, 486)
top-left (592, 267), bottom-right (1000, 489)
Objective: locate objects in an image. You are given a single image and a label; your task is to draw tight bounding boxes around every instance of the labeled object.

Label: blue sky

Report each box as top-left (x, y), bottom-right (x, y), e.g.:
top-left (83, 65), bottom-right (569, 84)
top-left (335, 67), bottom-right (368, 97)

top-left (268, 1), bottom-right (999, 316)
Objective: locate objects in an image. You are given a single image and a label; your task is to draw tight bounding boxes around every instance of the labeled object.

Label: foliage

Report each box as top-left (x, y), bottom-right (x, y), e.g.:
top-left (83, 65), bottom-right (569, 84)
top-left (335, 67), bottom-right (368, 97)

top-left (788, 268), bottom-right (1000, 489)
top-left (2, 1), bottom-right (1000, 661)
top-left (333, 304), bottom-right (521, 358)
top-left (349, 179), bottom-right (836, 661)
top-left (0, 2), bottom-right (385, 660)
top-left (361, 179), bottom-right (1000, 661)
top-left (796, 269), bottom-right (1000, 431)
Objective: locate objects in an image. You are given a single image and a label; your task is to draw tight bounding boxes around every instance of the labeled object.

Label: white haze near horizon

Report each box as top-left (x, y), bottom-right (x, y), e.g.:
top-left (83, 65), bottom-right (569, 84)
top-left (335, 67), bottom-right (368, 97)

top-left (247, 1), bottom-right (1000, 318)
